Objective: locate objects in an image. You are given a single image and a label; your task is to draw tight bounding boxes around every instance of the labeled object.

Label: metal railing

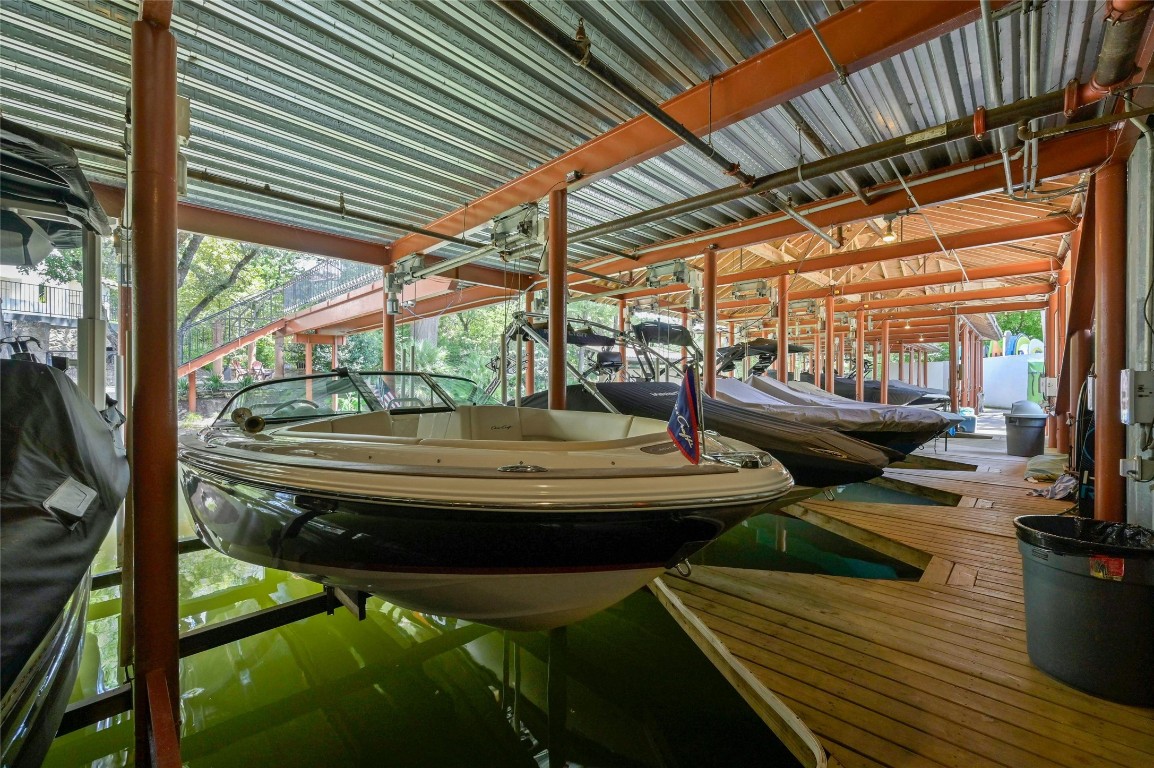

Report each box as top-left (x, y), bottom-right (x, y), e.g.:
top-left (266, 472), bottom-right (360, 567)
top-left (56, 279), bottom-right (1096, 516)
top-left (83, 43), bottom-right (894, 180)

top-left (177, 260), bottom-right (379, 365)
top-left (1, 279), bottom-right (83, 318)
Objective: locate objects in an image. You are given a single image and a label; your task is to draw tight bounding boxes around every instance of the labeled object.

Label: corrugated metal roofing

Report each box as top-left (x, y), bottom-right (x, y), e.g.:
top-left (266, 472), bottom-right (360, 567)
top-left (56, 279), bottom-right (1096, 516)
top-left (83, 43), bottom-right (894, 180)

top-left (0, 0), bottom-right (1102, 266)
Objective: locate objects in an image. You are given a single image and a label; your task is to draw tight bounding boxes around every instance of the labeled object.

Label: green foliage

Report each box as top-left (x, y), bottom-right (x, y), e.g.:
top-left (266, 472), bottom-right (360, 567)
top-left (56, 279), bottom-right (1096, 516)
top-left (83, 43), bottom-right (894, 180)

top-left (177, 377), bottom-right (189, 396)
top-left (996, 310), bottom-right (1044, 340)
top-left (204, 374), bottom-right (224, 392)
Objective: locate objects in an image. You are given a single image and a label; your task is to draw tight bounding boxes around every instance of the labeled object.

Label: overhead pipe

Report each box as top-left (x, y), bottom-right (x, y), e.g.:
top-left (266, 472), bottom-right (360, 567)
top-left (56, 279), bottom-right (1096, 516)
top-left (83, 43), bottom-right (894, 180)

top-left (779, 101), bottom-right (871, 206)
top-left (572, 0), bottom-right (1151, 251)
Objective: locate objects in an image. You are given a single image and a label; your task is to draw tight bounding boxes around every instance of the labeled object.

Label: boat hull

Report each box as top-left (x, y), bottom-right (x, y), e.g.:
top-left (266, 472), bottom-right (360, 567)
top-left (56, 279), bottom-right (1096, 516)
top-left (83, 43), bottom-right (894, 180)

top-left (181, 466), bottom-right (773, 630)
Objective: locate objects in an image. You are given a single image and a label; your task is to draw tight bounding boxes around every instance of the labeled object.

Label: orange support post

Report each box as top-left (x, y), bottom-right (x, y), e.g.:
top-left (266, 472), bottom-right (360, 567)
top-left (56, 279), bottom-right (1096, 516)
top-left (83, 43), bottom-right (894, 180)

top-left (855, 309), bottom-right (865, 401)
top-left (130, 9), bottom-right (180, 760)
top-left (1046, 293), bottom-right (1059, 448)
top-left (1094, 163), bottom-right (1127, 522)
top-left (381, 267), bottom-right (396, 370)
top-left (948, 316), bottom-right (959, 412)
top-left (703, 248), bottom-right (718, 397)
top-left (880, 319), bottom-right (890, 405)
top-left (898, 342), bottom-right (905, 382)
top-left (922, 350), bottom-right (929, 389)
top-left (776, 275), bottom-right (789, 383)
top-left (186, 374), bottom-right (196, 416)
top-left (525, 290), bottom-right (536, 393)
top-left (331, 342), bottom-right (338, 372)
top-left (824, 294), bottom-right (835, 393)
top-left (548, 188), bottom-right (568, 410)
top-left (617, 299), bottom-right (627, 383)
top-left (812, 328), bottom-right (822, 387)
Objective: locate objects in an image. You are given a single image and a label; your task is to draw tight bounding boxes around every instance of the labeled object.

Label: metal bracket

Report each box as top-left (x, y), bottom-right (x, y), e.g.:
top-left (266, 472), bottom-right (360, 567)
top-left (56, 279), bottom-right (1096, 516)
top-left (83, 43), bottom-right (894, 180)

top-left (327, 586), bottom-right (370, 621)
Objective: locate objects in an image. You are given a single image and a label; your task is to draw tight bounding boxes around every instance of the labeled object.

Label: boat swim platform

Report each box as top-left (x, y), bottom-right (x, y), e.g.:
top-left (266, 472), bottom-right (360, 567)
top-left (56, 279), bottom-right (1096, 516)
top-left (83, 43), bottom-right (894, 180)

top-left (655, 440), bottom-right (1154, 768)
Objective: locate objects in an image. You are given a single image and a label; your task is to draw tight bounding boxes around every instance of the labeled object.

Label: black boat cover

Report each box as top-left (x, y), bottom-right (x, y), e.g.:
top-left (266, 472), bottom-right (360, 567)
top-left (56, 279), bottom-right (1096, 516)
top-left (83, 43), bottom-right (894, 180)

top-left (1, 360), bottom-right (128, 692)
top-left (519, 383), bottom-right (896, 487)
top-left (1, 117), bottom-right (111, 267)
top-left (634, 321), bottom-right (696, 348)
top-left (515, 322), bottom-right (617, 348)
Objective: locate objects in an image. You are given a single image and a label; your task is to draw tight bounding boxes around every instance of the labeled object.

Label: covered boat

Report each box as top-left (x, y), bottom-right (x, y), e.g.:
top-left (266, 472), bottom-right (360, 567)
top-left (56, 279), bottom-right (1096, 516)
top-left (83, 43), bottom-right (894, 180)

top-left (1, 361), bottom-right (128, 768)
top-left (721, 376), bottom-right (951, 454)
top-left (178, 371), bottom-right (794, 630)
top-left (798, 372), bottom-right (951, 407)
top-left (519, 382), bottom-right (897, 488)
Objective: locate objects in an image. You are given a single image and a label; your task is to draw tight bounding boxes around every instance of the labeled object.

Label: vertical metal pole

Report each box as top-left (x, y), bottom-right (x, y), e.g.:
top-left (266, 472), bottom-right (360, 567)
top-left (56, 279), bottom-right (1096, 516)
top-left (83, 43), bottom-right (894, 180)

top-left (855, 309), bottom-right (865, 401)
top-left (381, 266), bottom-right (396, 370)
top-left (880, 319), bottom-right (890, 405)
top-left (948, 315), bottom-right (959, 412)
top-left (186, 374), bottom-right (196, 415)
top-left (1094, 162), bottom-right (1127, 522)
top-left (898, 342), bottom-right (905, 382)
top-left (824, 295), bottom-right (835, 393)
top-left (524, 290), bottom-right (535, 393)
top-left (813, 328), bottom-right (822, 385)
top-left (79, 228), bottom-right (105, 406)
top-left (776, 275), bottom-right (789, 382)
top-left (922, 350), bottom-right (929, 389)
top-left (679, 307), bottom-right (689, 371)
top-left (330, 342), bottom-right (338, 372)
top-left (617, 299), bottom-right (627, 382)
top-left (702, 248), bottom-right (717, 397)
top-left (131, 8), bottom-right (180, 757)
top-left (961, 327), bottom-right (971, 408)
top-left (1046, 293), bottom-right (1059, 447)
top-left (548, 188), bottom-right (567, 410)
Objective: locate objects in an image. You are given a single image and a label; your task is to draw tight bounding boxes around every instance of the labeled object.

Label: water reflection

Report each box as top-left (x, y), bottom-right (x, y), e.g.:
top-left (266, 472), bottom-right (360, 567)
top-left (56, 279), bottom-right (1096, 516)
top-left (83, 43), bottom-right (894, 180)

top-left (692, 512), bottom-right (923, 579)
top-left (48, 556), bottom-right (800, 768)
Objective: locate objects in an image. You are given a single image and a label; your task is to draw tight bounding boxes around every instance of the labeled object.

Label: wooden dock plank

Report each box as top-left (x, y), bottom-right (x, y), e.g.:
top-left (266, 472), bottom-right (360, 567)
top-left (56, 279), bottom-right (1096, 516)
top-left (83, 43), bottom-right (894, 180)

top-left (660, 439), bottom-right (1154, 768)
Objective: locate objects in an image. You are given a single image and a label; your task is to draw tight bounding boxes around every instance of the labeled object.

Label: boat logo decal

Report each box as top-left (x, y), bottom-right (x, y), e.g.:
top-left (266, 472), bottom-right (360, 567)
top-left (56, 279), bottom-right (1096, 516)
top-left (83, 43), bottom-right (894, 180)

top-left (498, 463), bottom-right (548, 473)
top-left (811, 447), bottom-right (850, 459)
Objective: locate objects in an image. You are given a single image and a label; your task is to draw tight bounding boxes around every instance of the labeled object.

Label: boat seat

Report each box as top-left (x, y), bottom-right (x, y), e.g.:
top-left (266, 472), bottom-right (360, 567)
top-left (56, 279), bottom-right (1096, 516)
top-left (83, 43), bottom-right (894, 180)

top-left (520, 408), bottom-right (638, 442)
top-left (459, 405), bottom-right (524, 441)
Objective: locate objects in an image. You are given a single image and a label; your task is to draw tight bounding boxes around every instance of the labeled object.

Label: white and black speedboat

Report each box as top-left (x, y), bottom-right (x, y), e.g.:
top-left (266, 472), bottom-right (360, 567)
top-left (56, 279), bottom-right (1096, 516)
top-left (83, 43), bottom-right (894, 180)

top-left (178, 370), bottom-right (794, 630)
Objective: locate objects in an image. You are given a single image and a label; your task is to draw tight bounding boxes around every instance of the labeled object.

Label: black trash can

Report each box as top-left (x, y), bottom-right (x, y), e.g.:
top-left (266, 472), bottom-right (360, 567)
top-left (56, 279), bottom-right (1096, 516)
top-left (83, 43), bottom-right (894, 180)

top-left (1015, 515), bottom-right (1154, 705)
top-left (1005, 400), bottom-right (1047, 457)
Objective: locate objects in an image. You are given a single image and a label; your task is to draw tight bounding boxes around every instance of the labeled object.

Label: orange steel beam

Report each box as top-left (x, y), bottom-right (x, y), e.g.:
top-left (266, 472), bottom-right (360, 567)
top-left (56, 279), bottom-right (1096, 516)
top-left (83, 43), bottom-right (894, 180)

top-left (576, 217), bottom-right (1075, 304)
top-left (294, 334), bottom-right (346, 346)
top-left (1094, 163), bottom-right (1127, 522)
top-left (837, 283), bottom-right (1052, 313)
top-left (92, 184), bottom-right (528, 290)
top-left (718, 257), bottom-right (1059, 311)
top-left (130, 14), bottom-right (180, 761)
top-left (414, 129), bottom-right (1116, 322)
top-left (855, 309), bottom-right (865, 400)
top-left (576, 128), bottom-right (1114, 278)
top-left (948, 315), bottom-right (959, 411)
top-left (176, 319), bottom-right (287, 377)
top-left (284, 276), bottom-right (452, 335)
top-left (139, 0), bottom-right (172, 28)
top-left (390, 1), bottom-right (994, 260)
top-left (872, 299), bottom-right (1051, 322)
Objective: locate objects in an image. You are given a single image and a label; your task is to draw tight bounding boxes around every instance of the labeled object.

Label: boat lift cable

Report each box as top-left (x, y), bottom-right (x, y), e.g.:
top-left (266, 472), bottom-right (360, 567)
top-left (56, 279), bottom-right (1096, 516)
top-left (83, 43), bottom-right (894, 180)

top-left (792, 0), bottom-right (969, 283)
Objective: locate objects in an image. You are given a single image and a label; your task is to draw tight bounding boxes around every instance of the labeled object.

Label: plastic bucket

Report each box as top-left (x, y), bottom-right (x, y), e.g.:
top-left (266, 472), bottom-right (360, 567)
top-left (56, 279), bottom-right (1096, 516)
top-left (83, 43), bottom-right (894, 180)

top-left (1004, 414), bottom-right (1046, 456)
top-left (1014, 515), bottom-right (1154, 705)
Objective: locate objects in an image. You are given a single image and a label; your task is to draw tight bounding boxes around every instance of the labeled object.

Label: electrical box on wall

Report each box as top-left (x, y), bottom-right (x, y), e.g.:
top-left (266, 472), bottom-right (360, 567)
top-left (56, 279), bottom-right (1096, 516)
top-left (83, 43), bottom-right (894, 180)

top-left (1041, 377), bottom-right (1058, 398)
top-left (1120, 369), bottom-right (1154, 425)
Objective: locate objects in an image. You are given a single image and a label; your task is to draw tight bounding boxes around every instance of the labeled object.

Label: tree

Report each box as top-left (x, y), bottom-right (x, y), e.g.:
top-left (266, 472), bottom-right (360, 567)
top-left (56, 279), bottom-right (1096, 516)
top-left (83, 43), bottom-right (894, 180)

top-left (996, 310), bottom-right (1044, 340)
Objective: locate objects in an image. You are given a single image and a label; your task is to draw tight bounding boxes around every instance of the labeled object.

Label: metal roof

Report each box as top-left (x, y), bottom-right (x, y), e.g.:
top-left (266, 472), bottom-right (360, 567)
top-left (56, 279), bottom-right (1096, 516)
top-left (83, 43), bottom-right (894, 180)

top-left (1, 1), bottom-right (1103, 254)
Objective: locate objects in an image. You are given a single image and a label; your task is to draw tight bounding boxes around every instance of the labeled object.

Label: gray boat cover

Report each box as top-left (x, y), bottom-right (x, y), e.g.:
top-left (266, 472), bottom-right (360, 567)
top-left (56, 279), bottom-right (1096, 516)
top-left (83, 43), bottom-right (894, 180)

top-left (1, 360), bottom-right (128, 692)
top-left (781, 377), bottom-right (967, 426)
top-left (716, 378), bottom-right (949, 434)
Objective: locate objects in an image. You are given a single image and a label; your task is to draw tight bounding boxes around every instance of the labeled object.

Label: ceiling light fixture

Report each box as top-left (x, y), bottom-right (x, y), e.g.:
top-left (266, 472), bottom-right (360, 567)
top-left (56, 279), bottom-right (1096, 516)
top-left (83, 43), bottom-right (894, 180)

top-left (882, 218), bottom-right (897, 244)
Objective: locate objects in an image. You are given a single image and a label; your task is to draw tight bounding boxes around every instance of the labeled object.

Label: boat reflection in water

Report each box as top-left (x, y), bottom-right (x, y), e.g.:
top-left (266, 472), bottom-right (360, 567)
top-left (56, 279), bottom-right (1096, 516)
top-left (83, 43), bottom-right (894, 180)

top-left (46, 552), bottom-right (801, 767)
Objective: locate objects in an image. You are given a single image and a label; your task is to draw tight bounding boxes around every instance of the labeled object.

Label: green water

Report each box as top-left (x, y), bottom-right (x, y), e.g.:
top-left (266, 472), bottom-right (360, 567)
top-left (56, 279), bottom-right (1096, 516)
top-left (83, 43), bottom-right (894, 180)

top-left (827, 482), bottom-right (944, 506)
top-left (48, 549), bottom-right (801, 768)
top-left (692, 511), bottom-right (924, 579)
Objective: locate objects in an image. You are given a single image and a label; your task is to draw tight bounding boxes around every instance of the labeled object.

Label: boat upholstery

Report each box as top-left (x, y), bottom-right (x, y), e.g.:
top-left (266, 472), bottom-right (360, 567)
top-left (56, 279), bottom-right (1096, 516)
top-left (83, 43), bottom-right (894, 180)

top-left (284, 406), bottom-right (662, 444)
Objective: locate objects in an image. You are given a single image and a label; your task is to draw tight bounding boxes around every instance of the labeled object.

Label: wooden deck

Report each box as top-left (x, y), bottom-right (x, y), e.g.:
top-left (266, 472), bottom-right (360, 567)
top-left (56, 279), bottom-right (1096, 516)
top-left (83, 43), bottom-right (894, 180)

top-left (663, 439), bottom-right (1154, 768)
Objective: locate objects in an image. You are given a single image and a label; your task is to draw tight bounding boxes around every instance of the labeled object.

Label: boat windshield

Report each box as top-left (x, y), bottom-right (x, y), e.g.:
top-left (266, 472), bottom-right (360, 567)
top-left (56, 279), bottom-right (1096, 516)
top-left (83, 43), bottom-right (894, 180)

top-left (213, 372), bottom-right (454, 426)
top-left (426, 374), bottom-right (500, 406)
